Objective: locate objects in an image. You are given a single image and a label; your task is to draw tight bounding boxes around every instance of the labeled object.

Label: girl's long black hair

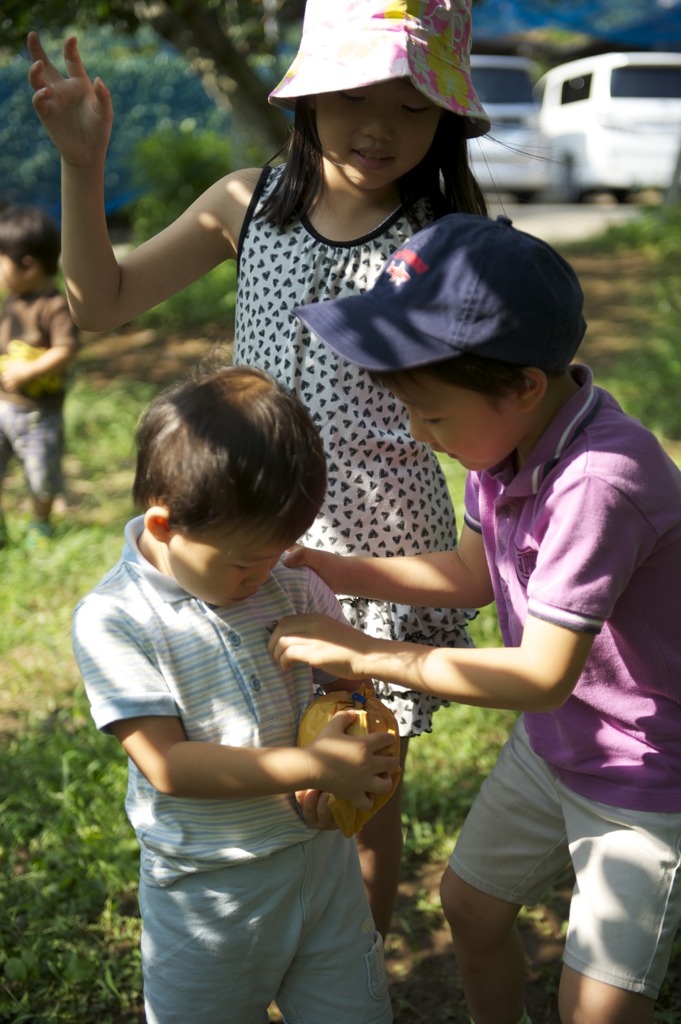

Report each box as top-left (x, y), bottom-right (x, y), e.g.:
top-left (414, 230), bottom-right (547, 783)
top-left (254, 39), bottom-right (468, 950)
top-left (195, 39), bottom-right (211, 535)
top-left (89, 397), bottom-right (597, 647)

top-left (259, 98), bottom-right (488, 231)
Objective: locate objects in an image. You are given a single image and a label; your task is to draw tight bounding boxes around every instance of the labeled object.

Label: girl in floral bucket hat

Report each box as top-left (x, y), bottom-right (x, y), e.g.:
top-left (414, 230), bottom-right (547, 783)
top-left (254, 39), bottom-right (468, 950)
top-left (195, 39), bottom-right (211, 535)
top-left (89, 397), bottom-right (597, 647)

top-left (270, 0), bottom-right (490, 137)
top-left (28, 0), bottom-right (489, 944)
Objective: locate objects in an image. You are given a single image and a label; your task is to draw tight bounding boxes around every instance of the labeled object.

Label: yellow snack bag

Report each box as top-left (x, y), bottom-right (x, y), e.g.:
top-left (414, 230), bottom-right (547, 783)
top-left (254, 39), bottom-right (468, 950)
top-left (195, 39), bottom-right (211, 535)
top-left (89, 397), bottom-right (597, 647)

top-left (297, 684), bottom-right (401, 837)
top-left (0, 340), bottom-right (64, 397)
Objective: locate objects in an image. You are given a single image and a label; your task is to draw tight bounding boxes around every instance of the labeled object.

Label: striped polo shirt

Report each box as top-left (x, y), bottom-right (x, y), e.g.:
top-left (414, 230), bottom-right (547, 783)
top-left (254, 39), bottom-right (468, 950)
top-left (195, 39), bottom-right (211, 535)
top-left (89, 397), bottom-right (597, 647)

top-left (73, 517), bottom-right (348, 886)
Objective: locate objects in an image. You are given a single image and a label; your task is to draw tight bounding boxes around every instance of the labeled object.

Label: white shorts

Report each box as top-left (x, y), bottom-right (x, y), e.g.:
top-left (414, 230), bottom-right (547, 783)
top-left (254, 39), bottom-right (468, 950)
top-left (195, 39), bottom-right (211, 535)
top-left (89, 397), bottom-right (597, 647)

top-left (139, 829), bottom-right (392, 1024)
top-left (449, 718), bottom-right (681, 998)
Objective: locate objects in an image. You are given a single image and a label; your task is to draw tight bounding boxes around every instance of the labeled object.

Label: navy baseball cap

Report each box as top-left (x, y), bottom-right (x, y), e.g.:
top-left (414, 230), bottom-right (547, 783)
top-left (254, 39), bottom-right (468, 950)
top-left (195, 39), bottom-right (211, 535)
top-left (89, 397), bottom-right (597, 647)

top-left (295, 214), bottom-right (586, 373)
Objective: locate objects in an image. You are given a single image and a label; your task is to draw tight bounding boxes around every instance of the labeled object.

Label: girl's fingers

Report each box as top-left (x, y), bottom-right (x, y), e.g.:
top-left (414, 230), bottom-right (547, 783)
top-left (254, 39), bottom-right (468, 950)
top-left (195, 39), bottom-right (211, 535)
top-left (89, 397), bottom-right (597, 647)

top-left (27, 32), bottom-right (61, 84)
top-left (61, 36), bottom-right (89, 78)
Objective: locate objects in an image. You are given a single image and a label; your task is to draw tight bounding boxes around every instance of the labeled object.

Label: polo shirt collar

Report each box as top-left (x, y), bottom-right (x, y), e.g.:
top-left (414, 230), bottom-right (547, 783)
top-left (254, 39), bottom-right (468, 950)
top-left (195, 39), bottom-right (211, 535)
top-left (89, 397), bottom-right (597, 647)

top-left (122, 516), bottom-right (191, 605)
top-left (492, 364), bottom-right (601, 497)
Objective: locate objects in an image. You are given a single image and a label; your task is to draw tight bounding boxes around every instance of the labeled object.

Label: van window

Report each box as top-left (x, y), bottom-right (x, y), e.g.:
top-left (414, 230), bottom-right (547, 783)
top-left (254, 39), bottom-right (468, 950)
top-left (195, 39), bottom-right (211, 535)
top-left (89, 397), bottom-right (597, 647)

top-left (610, 66), bottom-right (681, 99)
top-left (561, 75), bottom-right (592, 105)
top-left (471, 68), bottom-right (534, 104)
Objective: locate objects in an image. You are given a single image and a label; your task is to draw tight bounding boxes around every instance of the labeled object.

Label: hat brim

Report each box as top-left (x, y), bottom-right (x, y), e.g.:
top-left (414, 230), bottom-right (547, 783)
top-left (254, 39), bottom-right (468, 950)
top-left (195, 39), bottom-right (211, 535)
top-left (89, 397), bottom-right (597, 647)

top-left (269, 47), bottom-right (490, 138)
top-left (295, 294), bottom-right (455, 372)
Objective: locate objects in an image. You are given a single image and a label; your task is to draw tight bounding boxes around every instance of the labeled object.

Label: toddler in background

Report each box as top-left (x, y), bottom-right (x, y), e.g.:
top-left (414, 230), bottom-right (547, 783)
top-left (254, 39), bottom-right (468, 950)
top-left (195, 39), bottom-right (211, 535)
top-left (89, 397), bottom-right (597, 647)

top-left (0, 205), bottom-right (78, 545)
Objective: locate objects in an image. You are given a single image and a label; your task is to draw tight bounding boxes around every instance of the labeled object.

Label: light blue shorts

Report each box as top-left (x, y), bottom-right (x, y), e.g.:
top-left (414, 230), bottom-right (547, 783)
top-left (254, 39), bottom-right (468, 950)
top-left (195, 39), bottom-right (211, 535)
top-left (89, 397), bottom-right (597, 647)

top-left (139, 829), bottom-right (392, 1024)
top-left (449, 718), bottom-right (681, 998)
top-left (0, 402), bottom-right (64, 500)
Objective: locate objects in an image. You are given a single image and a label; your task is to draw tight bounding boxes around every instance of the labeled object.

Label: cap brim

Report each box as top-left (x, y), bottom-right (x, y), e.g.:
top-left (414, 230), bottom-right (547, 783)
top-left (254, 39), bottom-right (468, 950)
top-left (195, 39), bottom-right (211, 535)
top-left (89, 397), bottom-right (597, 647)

top-left (295, 294), bottom-right (455, 371)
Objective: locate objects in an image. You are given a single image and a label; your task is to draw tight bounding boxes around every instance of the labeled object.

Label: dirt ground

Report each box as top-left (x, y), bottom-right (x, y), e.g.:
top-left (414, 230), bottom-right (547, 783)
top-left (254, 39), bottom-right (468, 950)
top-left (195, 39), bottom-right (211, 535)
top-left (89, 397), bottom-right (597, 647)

top-left (59, 250), bottom-right (681, 1022)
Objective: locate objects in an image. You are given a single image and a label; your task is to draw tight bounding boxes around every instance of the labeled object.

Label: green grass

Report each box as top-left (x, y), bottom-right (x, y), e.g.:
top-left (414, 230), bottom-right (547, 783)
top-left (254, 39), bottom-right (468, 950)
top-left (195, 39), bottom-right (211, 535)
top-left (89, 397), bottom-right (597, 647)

top-left (1, 203), bottom-right (681, 1021)
top-left (564, 202), bottom-right (681, 451)
top-left (0, 378), bottom-right (148, 1022)
top-left (1, 709), bottom-right (141, 1023)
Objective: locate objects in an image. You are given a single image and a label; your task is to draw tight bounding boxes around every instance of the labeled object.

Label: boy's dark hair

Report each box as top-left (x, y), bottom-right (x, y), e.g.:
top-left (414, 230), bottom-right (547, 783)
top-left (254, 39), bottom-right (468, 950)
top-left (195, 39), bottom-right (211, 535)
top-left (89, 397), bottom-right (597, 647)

top-left (133, 365), bottom-right (327, 544)
top-left (374, 353), bottom-right (558, 399)
top-left (260, 104), bottom-right (487, 229)
top-left (0, 205), bottom-right (61, 277)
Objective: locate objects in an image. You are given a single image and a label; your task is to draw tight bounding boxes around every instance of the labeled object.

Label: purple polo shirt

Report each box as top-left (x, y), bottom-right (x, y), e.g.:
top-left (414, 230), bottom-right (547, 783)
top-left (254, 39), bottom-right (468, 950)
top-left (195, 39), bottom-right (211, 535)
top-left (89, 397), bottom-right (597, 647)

top-left (465, 365), bottom-right (681, 811)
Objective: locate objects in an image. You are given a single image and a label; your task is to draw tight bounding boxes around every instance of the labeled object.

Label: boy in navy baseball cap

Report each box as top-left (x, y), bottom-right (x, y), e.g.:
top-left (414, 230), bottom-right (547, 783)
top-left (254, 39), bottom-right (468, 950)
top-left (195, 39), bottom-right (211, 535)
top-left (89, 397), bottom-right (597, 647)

top-left (269, 213), bottom-right (681, 1024)
top-left (295, 212), bottom-right (586, 376)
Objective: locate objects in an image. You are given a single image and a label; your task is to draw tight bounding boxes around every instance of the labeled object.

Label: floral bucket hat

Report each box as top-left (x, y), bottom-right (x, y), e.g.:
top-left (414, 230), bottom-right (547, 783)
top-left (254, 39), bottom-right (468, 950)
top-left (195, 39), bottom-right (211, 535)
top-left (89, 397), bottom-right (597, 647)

top-left (269, 0), bottom-right (490, 138)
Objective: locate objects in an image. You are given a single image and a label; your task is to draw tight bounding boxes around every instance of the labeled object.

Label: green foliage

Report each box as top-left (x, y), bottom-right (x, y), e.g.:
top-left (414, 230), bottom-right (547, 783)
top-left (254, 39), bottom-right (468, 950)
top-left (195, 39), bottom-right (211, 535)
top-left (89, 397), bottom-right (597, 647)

top-left (0, 26), bottom-right (232, 216)
top-left (0, 380), bottom-right (149, 735)
top-left (575, 201), bottom-right (681, 256)
top-left (137, 264), bottom-right (237, 333)
top-left (566, 203), bottom-right (681, 447)
top-left (0, 1), bottom-right (306, 54)
top-left (130, 125), bottom-right (234, 238)
top-left (126, 124), bottom-right (239, 330)
top-left (0, 378), bottom-right (149, 1022)
top-left (0, 0), bottom-right (139, 41)
top-left (1, 4), bottom-right (296, 171)
top-left (404, 705), bottom-right (516, 869)
top-left (0, 708), bottom-right (141, 1023)
top-left (63, 378), bottom-right (152, 494)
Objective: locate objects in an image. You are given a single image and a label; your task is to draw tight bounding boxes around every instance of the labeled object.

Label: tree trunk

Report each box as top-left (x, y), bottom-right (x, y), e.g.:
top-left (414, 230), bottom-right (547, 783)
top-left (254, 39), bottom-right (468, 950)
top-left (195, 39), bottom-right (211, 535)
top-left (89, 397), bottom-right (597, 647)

top-left (143, 2), bottom-right (290, 160)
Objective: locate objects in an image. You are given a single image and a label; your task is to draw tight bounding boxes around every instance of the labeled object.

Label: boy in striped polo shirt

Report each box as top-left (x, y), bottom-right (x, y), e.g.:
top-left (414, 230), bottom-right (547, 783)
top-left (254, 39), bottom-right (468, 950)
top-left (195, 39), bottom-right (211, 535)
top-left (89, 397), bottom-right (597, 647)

top-left (72, 365), bottom-right (396, 1024)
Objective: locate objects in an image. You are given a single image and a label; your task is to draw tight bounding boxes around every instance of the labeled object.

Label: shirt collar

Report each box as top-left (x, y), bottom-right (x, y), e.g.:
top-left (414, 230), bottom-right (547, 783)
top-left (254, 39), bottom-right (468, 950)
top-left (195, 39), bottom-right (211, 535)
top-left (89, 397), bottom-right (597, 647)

top-left (492, 365), bottom-right (600, 496)
top-left (122, 515), bottom-right (190, 605)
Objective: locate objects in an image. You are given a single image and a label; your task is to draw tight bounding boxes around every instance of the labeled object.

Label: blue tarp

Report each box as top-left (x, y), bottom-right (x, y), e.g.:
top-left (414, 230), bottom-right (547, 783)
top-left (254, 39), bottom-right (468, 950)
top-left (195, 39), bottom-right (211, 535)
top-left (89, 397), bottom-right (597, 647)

top-left (473, 0), bottom-right (681, 50)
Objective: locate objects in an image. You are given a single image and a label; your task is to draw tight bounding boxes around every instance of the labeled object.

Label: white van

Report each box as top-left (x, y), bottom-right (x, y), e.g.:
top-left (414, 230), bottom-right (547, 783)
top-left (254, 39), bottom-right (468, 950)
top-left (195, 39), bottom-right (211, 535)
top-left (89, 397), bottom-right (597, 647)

top-left (537, 51), bottom-right (681, 202)
top-left (467, 54), bottom-right (551, 202)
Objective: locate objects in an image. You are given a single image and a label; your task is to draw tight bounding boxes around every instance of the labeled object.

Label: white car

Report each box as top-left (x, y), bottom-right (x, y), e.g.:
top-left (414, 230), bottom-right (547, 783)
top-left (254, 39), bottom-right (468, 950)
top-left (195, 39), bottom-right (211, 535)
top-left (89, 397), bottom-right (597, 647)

top-left (467, 54), bottom-right (551, 202)
top-left (536, 51), bottom-right (681, 202)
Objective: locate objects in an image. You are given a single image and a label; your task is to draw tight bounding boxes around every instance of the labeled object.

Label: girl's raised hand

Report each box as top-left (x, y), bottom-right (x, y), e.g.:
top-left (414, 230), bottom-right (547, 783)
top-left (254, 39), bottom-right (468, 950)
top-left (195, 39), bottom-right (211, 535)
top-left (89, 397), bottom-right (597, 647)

top-left (27, 31), bottom-right (113, 167)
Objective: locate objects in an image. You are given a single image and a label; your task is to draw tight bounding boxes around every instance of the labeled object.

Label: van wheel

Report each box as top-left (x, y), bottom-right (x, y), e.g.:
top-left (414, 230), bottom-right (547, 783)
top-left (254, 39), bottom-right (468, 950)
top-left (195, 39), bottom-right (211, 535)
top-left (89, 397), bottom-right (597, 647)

top-left (561, 155), bottom-right (581, 203)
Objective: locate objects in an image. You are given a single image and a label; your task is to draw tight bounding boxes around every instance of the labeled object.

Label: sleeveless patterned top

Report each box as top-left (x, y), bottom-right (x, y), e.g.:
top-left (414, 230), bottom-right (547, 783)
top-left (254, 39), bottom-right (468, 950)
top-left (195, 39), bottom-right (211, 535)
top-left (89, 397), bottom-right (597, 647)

top-left (234, 165), bottom-right (473, 734)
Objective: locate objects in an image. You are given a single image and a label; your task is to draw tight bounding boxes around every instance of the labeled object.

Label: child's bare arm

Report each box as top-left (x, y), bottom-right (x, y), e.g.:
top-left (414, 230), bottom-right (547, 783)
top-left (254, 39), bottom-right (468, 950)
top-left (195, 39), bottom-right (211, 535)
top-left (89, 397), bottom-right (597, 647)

top-left (285, 521), bottom-right (494, 609)
top-left (28, 32), bottom-right (257, 331)
top-left (294, 788), bottom-right (338, 830)
top-left (270, 613), bottom-right (595, 714)
top-left (110, 711), bottom-right (399, 808)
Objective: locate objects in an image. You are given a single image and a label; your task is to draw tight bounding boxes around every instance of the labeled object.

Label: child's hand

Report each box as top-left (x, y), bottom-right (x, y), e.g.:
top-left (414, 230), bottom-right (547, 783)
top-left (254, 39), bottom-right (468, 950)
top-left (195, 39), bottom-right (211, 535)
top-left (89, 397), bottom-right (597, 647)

top-left (27, 32), bottom-right (113, 167)
top-left (303, 708), bottom-right (398, 810)
top-left (282, 542), bottom-right (308, 567)
top-left (269, 613), bottom-right (374, 681)
top-left (295, 788), bottom-right (338, 830)
top-left (0, 359), bottom-right (34, 392)
top-left (282, 544), bottom-right (346, 593)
